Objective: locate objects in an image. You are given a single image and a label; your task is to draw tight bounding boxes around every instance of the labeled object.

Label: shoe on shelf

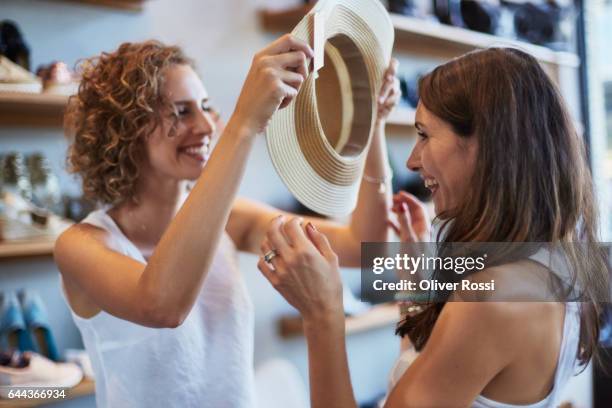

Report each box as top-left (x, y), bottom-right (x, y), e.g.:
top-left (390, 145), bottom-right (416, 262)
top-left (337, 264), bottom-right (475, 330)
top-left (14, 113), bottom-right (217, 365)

top-left (0, 55), bottom-right (41, 94)
top-left (0, 352), bottom-right (83, 397)
top-left (18, 290), bottom-right (59, 362)
top-left (36, 61), bottom-right (78, 96)
top-left (0, 292), bottom-right (34, 352)
top-left (64, 349), bottom-right (94, 380)
top-left (0, 350), bottom-right (29, 369)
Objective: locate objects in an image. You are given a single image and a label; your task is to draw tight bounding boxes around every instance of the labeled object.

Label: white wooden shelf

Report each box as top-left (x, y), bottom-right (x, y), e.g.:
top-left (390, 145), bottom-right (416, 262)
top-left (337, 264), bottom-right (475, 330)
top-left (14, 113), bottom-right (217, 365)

top-left (387, 105), bottom-right (416, 127)
top-left (64, 0), bottom-right (146, 11)
top-left (0, 238), bottom-right (56, 259)
top-left (0, 92), bottom-right (68, 127)
top-left (278, 302), bottom-right (399, 338)
top-left (390, 13), bottom-right (579, 68)
top-left (258, 7), bottom-right (579, 69)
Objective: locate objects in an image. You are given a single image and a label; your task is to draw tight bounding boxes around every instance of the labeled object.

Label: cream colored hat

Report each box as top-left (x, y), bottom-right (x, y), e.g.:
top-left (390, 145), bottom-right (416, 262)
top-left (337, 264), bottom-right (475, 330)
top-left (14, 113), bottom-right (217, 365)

top-left (266, 0), bottom-right (394, 217)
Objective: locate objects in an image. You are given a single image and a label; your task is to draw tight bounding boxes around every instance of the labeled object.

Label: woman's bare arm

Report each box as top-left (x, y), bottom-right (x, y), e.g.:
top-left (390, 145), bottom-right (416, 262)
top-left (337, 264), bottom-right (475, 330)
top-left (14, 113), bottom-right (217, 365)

top-left (257, 218), bottom-right (516, 408)
top-left (228, 60), bottom-right (400, 267)
top-left (55, 35), bottom-right (313, 328)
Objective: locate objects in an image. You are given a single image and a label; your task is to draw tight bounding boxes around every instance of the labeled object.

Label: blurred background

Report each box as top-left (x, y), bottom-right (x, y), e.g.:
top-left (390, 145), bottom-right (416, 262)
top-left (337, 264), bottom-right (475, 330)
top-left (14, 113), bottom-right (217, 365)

top-left (0, 0), bottom-right (610, 407)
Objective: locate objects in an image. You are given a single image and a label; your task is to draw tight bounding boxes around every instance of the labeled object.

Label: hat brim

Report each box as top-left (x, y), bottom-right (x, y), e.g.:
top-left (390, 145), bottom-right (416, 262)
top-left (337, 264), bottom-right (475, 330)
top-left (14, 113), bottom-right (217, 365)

top-left (266, 0), bottom-right (394, 217)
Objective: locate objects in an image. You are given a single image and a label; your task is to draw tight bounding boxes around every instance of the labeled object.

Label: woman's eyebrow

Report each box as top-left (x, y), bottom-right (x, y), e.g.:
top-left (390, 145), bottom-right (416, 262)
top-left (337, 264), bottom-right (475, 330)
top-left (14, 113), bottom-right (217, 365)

top-left (415, 121), bottom-right (426, 130)
top-left (172, 97), bottom-right (209, 105)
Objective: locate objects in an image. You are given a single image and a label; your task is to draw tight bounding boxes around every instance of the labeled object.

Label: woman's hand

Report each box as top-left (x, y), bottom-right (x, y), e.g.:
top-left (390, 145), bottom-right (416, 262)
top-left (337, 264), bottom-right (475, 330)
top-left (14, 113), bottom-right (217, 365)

top-left (230, 34), bottom-right (313, 135)
top-left (389, 191), bottom-right (431, 242)
top-left (375, 58), bottom-right (401, 124)
top-left (257, 216), bottom-right (344, 323)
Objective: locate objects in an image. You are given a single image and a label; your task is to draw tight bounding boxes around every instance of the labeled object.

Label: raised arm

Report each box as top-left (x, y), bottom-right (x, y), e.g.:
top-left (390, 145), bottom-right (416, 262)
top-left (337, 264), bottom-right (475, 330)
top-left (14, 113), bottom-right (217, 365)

top-left (228, 60), bottom-right (400, 267)
top-left (55, 35), bottom-right (313, 328)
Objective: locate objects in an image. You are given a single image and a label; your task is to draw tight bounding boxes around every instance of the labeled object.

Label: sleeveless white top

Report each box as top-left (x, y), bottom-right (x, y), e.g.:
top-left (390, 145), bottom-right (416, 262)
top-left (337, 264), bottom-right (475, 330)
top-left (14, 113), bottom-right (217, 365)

top-left (64, 209), bottom-right (255, 408)
top-left (381, 250), bottom-right (581, 408)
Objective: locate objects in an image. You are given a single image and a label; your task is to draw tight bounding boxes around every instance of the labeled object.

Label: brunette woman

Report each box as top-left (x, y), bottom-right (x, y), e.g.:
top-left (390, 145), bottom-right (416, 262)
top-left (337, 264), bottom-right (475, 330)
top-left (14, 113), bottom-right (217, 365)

top-left (258, 47), bottom-right (609, 408)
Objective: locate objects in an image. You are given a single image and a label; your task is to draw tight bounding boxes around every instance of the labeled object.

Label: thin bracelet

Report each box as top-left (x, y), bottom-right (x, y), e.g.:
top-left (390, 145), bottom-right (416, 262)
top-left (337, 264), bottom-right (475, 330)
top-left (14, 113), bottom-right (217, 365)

top-left (362, 168), bottom-right (393, 193)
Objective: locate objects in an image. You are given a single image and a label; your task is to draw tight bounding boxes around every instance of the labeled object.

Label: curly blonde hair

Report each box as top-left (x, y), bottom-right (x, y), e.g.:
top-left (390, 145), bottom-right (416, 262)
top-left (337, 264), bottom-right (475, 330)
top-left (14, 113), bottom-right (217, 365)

top-left (66, 40), bottom-right (193, 205)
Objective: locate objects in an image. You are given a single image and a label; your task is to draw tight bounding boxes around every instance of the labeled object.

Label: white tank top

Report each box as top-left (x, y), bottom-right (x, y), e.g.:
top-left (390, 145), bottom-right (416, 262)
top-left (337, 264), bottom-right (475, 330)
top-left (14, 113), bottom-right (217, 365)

top-left (381, 250), bottom-right (581, 408)
top-left (64, 209), bottom-right (255, 408)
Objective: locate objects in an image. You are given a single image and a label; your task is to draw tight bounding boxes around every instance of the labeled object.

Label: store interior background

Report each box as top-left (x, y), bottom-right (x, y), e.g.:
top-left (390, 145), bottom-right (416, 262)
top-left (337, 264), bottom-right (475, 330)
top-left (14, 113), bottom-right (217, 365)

top-left (1, 0), bottom-right (610, 407)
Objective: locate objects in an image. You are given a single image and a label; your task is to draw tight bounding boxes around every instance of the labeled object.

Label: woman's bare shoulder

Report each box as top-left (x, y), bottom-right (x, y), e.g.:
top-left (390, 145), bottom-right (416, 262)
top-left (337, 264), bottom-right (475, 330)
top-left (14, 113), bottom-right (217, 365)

top-left (54, 222), bottom-right (112, 264)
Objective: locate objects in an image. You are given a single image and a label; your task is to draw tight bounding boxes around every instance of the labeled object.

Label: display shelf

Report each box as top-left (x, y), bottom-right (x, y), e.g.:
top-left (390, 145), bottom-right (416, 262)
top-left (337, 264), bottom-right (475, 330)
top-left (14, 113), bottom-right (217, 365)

top-left (0, 92), bottom-right (68, 127)
top-left (278, 302), bottom-right (399, 338)
top-left (0, 200), bottom-right (71, 259)
top-left (65, 0), bottom-right (146, 11)
top-left (387, 105), bottom-right (415, 127)
top-left (258, 7), bottom-right (579, 68)
top-left (0, 238), bottom-right (56, 259)
top-left (259, 4), bottom-right (314, 32)
top-left (389, 13), bottom-right (579, 68)
top-left (0, 379), bottom-right (95, 407)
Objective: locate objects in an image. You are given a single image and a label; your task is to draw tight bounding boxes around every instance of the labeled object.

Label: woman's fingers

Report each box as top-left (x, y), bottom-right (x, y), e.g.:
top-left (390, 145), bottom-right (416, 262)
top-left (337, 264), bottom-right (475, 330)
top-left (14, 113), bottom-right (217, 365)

top-left (396, 202), bottom-right (418, 242)
top-left (377, 59), bottom-right (400, 120)
top-left (387, 219), bottom-right (401, 236)
top-left (282, 217), bottom-right (313, 249)
top-left (305, 223), bottom-right (337, 262)
top-left (262, 51), bottom-right (309, 82)
top-left (384, 86), bottom-right (400, 108)
top-left (278, 85), bottom-right (299, 109)
top-left (262, 34), bottom-right (314, 60)
top-left (258, 217), bottom-right (343, 319)
top-left (378, 73), bottom-right (396, 103)
top-left (392, 191), bottom-right (431, 241)
top-left (276, 72), bottom-right (303, 109)
top-left (276, 65), bottom-right (306, 86)
top-left (258, 257), bottom-right (279, 286)
top-left (378, 77), bottom-right (394, 104)
top-left (387, 58), bottom-right (399, 76)
top-left (266, 216), bottom-right (292, 256)
top-left (393, 192), bottom-right (426, 215)
top-left (231, 34), bottom-right (313, 135)
top-left (380, 58), bottom-right (398, 93)
top-left (276, 51), bottom-right (310, 80)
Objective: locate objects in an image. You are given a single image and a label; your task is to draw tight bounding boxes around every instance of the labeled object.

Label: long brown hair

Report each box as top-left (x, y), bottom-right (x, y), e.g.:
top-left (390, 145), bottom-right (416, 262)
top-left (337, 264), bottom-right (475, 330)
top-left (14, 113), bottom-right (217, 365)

top-left (397, 47), bottom-right (609, 366)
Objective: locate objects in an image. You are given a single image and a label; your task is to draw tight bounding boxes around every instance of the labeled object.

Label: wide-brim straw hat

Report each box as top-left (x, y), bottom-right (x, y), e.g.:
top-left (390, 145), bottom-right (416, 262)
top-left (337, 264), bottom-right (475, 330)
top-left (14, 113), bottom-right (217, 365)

top-left (266, 0), bottom-right (394, 217)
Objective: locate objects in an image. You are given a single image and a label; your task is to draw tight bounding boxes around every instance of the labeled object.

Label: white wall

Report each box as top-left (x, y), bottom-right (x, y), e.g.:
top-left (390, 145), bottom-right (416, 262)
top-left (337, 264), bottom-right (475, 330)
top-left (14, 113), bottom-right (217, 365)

top-left (0, 0), bottom-right (400, 406)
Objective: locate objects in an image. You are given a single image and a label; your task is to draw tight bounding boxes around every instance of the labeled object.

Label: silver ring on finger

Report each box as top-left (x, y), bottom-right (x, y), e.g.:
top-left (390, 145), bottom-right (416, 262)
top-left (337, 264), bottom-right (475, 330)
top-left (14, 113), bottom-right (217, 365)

top-left (263, 249), bottom-right (278, 263)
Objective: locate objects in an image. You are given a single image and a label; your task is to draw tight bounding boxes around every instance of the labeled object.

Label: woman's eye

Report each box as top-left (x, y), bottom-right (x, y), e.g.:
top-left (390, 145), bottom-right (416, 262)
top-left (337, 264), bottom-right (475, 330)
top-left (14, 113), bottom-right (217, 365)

top-left (417, 131), bottom-right (428, 140)
top-left (176, 107), bottom-right (189, 116)
top-left (201, 101), bottom-right (213, 112)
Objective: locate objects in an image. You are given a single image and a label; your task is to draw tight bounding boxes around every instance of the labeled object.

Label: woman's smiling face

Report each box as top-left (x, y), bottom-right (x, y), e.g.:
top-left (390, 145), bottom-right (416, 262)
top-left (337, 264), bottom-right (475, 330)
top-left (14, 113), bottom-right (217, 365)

top-left (407, 102), bottom-right (478, 216)
top-left (144, 64), bottom-right (219, 182)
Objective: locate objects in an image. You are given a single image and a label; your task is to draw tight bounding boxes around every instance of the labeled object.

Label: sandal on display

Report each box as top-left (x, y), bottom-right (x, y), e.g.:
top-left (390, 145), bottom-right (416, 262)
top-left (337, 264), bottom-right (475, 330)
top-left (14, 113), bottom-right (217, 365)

top-left (18, 290), bottom-right (59, 361)
top-left (0, 292), bottom-right (34, 352)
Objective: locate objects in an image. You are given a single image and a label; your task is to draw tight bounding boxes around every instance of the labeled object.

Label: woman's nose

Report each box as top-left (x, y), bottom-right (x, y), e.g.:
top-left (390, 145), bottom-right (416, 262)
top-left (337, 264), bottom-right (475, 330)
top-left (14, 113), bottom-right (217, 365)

top-left (406, 143), bottom-right (421, 172)
top-left (194, 109), bottom-right (216, 136)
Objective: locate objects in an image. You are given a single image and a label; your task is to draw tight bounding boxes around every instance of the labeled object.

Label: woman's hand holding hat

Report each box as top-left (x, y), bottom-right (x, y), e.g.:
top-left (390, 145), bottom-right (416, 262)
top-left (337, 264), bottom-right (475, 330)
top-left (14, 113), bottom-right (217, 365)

top-left (231, 34), bottom-right (314, 136)
top-left (257, 216), bottom-right (344, 323)
top-left (376, 58), bottom-right (401, 124)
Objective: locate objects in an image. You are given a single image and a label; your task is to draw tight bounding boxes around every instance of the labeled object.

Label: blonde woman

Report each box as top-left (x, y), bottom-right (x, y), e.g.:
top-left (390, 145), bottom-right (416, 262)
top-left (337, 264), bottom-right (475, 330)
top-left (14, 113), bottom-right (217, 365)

top-left (54, 37), bottom-right (400, 407)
